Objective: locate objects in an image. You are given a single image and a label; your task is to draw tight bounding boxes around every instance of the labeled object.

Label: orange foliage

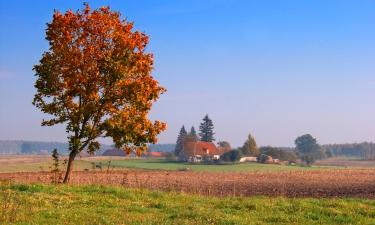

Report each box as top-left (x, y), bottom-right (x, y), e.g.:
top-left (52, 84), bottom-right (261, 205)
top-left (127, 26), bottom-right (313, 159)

top-left (33, 4), bottom-right (166, 181)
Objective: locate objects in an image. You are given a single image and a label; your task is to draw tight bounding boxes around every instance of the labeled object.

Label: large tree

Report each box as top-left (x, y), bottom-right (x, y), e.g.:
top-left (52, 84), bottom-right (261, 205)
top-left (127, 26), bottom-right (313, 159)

top-left (33, 4), bottom-right (166, 183)
top-left (295, 134), bottom-right (321, 165)
top-left (241, 134), bottom-right (260, 156)
top-left (174, 126), bottom-right (187, 156)
top-left (199, 114), bottom-right (215, 142)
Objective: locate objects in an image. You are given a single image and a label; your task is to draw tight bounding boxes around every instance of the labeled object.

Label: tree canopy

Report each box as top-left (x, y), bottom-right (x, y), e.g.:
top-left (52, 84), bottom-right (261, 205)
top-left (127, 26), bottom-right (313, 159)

top-left (218, 141), bottom-right (232, 152)
top-left (259, 146), bottom-right (297, 162)
top-left (199, 114), bottom-right (215, 142)
top-left (33, 4), bottom-right (166, 182)
top-left (294, 134), bottom-right (321, 165)
top-left (241, 134), bottom-right (260, 156)
top-left (174, 126), bottom-right (187, 156)
top-left (295, 134), bottom-right (320, 154)
top-left (184, 126), bottom-right (199, 142)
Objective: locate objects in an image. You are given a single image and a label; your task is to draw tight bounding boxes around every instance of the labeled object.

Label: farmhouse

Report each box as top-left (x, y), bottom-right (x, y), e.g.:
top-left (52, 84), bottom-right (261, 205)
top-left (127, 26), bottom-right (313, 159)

top-left (178, 141), bottom-right (226, 162)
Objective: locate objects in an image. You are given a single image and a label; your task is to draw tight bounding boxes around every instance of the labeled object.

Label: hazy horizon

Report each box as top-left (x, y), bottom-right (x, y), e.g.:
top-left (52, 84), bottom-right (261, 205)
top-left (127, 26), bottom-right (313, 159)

top-left (1, 0), bottom-right (374, 147)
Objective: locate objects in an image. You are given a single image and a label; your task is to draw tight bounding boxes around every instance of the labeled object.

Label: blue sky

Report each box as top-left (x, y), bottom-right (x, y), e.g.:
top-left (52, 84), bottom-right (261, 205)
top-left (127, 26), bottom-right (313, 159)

top-left (0, 0), bottom-right (374, 147)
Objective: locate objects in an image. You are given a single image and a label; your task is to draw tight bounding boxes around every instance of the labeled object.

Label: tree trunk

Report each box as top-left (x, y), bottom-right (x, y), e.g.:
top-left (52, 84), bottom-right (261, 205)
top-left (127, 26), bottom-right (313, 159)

top-left (63, 150), bottom-right (78, 183)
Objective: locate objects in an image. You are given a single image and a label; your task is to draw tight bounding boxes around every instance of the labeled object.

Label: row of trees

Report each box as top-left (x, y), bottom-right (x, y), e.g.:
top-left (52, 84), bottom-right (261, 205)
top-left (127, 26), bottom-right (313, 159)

top-left (322, 143), bottom-right (375, 160)
top-left (221, 133), bottom-right (328, 165)
top-left (221, 134), bottom-right (260, 162)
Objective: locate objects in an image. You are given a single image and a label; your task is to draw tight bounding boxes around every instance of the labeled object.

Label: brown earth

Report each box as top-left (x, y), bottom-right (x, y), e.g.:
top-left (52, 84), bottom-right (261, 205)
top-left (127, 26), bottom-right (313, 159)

top-left (1, 169), bottom-right (374, 198)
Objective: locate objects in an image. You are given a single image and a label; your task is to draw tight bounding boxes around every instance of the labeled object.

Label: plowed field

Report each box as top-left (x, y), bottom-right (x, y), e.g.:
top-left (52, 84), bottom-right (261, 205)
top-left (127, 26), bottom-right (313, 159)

top-left (1, 169), bottom-right (374, 198)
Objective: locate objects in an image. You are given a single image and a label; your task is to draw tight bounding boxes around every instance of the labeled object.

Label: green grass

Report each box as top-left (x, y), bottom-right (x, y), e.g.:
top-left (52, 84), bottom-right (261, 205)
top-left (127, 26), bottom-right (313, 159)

top-left (0, 157), bottom-right (342, 174)
top-left (0, 183), bottom-right (374, 225)
top-left (99, 158), bottom-right (341, 172)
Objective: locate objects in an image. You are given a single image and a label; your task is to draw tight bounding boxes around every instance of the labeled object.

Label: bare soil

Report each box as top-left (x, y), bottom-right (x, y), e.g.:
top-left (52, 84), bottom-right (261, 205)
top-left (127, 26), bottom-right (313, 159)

top-left (1, 169), bottom-right (374, 198)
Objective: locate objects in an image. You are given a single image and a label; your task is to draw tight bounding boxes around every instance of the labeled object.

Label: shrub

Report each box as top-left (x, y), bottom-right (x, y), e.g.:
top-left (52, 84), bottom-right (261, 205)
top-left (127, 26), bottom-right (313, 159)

top-left (259, 146), bottom-right (298, 162)
top-left (220, 149), bottom-right (243, 162)
top-left (257, 154), bottom-right (272, 163)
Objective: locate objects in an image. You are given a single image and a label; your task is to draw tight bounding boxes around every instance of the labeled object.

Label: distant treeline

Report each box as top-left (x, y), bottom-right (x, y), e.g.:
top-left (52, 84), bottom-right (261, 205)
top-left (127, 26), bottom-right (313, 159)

top-left (322, 142), bottom-right (375, 160)
top-left (259, 143), bottom-right (375, 161)
top-left (148, 144), bottom-right (175, 152)
top-left (0, 140), bottom-right (111, 155)
top-left (1, 140), bottom-right (374, 160)
top-left (0, 140), bottom-right (175, 155)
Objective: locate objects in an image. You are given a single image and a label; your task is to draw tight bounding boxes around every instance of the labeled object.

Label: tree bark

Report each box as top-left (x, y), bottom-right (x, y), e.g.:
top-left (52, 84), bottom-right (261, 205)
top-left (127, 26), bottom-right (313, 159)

top-left (63, 150), bottom-right (78, 183)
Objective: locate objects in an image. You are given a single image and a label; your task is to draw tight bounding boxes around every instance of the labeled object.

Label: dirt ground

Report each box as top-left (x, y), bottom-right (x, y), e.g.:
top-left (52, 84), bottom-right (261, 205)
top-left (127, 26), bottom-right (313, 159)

top-left (1, 169), bottom-right (374, 198)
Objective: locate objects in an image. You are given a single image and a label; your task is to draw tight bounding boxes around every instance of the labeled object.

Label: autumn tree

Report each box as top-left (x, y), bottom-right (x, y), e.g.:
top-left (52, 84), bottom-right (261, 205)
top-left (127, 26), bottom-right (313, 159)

top-left (33, 4), bottom-right (166, 183)
top-left (174, 126), bottom-right (187, 156)
top-left (241, 134), bottom-right (259, 156)
top-left (199, 114), bottom-right (215, 142)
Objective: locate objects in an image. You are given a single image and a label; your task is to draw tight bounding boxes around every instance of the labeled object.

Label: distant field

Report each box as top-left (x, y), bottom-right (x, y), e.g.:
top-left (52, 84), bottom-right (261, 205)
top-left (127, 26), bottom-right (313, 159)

top-left (0, 155), bottom-right (93, 173)
top-left (315, 157), bottom-right (375, 168)
top-left (0, 184), bottom-right (374, 225)
top-left (0, 155), bottom-right (347, 173)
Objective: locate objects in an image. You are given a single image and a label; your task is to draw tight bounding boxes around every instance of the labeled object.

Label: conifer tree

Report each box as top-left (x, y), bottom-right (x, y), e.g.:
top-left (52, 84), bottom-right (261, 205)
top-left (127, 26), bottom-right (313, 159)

top-left (187, 126), bottom-right (199, 142)
top-left (199, 114), bottom-right (215, 142)
top-left (174, 126), bottom-right (187, 156)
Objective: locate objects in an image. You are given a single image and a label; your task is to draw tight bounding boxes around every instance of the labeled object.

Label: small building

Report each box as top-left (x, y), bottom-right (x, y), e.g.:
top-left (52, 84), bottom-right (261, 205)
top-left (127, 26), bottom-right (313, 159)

top-left (239, 156), bottom-right (258, 163)
top-left (178, 141), bottom-right (225, 162)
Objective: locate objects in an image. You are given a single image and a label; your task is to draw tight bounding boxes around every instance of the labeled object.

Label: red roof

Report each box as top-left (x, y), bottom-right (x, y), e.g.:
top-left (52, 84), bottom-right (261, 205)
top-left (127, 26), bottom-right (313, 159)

top-left (182, 141), bottom-right (224, 157)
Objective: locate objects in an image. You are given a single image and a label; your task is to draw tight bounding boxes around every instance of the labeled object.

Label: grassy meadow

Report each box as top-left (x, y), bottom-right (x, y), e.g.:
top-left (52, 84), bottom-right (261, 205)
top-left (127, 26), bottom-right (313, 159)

top-left (1, 183), bottom-right (374, 225)
top-left (0, 156), bottom-right (344, 173)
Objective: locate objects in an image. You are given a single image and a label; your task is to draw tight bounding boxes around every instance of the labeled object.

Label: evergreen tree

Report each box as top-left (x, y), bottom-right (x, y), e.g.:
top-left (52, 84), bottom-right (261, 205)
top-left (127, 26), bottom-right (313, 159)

top-left (174, 126), bottom-right (187, 156)
top-left (187, 126), bottom-right (199, 142)
top-left (199, 114), bottom-right (215, 142)
top-left (241, 134), bottom-right (260, 156)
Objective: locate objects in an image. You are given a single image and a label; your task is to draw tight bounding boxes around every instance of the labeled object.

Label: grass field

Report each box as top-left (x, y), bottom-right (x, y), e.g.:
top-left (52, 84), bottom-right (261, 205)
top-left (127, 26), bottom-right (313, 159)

top-left (90, 158), bottom-right (336, 172)
top-left (1, 183), bottom-right (374, 225)
top-left (0, 155), bottom-right (344, 173)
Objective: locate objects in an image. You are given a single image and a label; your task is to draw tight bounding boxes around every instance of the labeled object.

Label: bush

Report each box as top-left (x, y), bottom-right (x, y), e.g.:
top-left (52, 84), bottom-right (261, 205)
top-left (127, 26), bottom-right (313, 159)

top-left (257, 154), bottom-right (272, 163)
top-left (259, 146), bottom-right (297, 162)
top-left (220, 149), bottom-right (243, 162)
